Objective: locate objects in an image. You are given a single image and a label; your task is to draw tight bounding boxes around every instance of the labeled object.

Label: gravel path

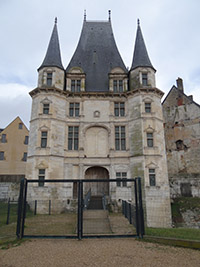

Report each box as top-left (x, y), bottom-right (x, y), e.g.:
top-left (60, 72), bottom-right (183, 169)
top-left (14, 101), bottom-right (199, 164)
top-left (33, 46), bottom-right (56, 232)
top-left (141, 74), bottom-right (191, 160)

top-left (0, 238), bottom-right (200, 267)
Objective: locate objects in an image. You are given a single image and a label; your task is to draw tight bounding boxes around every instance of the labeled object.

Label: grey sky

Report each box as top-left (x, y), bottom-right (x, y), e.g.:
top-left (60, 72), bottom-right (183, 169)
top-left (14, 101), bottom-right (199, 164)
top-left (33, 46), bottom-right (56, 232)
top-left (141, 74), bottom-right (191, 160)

top-left (0, 0), bottom-right (200, 129)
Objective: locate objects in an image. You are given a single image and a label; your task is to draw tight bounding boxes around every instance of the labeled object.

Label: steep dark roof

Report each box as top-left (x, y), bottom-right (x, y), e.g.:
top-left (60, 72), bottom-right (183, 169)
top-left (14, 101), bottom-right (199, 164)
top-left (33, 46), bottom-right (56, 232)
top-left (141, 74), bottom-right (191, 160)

top-left (131, 20), bottom-right (155, 71)
top-left (38, 19), bottom-right (64, 71)
top-left (66, 20), bottom-right (127, 92)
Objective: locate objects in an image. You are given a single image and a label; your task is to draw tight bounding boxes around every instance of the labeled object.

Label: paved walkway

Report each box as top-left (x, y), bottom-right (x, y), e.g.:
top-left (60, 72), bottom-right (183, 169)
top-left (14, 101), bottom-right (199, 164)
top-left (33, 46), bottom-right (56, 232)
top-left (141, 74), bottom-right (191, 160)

top-left (83, 210), bottom-right (112, 234)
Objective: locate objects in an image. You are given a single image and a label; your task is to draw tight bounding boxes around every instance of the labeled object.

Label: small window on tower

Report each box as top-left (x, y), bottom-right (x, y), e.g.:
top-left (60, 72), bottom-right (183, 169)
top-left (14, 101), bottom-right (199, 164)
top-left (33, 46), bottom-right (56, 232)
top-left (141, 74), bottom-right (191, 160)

top-left (145, 103), bottom-right (151, 113)
top-left (147, 133), bottom-right (153, 147)
top-left (47, 73), bottom-right (53, 86)
top-left (149, 168), bottom-right (156, 186)
top-left (43, 103), bottom-right (50, 114)
top-left (142, 73), bottom-right (148, 86)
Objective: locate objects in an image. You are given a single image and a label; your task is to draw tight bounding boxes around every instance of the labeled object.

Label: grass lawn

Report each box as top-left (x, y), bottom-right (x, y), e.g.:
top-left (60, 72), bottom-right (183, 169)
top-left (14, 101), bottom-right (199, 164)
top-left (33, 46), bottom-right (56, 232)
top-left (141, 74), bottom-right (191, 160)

top-left (145, 227), bottom-right (200, 241)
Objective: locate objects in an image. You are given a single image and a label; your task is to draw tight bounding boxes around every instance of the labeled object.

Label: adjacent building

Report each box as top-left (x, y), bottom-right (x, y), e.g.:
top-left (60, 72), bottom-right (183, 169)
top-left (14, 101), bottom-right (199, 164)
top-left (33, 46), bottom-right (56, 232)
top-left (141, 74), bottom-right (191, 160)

top-left (163, 78), bottom-right (200, 198)
top-left (26, 15), bottom-right (172, 227)
top-left (0, 117), bottom-right (29, 199)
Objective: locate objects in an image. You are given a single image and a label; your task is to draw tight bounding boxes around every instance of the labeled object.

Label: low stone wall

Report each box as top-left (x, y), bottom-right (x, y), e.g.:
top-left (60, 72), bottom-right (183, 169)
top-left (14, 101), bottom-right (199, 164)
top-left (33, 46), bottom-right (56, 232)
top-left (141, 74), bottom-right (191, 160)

top-left (169, 174), bottom-right (200, 198)
top-left (0, 175), bottom-right (24, 201)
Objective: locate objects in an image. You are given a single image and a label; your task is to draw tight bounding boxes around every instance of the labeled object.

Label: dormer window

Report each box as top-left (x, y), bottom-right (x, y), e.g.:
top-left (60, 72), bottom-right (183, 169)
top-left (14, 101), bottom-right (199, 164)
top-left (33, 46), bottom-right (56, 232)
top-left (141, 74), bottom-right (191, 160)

top-left (113, 80), bottom-right (123, 93)
top-left (142, 73), bottom-right (148, 86)
top-left (71, 79), bottom-right (81, 92)
top-left (47, 72), bottom-right (53, 86)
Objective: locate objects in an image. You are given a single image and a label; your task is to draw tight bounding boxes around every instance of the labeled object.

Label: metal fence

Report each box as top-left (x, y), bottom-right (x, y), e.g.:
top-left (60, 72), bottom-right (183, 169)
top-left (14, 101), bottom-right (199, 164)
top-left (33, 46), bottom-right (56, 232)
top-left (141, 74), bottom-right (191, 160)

top-left (16, 178), bottom-right (144, 240)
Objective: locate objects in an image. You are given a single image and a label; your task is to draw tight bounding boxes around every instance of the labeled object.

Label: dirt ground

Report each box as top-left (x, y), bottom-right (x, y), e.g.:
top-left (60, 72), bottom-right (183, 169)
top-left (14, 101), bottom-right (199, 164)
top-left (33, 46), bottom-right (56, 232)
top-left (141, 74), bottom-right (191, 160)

top-left (0, 238), bottom-right (200, 267)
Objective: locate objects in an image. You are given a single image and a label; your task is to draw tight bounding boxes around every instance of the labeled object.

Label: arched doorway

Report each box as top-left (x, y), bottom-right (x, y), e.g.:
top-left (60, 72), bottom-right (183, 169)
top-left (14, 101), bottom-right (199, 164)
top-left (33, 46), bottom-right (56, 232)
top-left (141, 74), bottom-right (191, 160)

top-left (84, 166), bottom-right (109, 196)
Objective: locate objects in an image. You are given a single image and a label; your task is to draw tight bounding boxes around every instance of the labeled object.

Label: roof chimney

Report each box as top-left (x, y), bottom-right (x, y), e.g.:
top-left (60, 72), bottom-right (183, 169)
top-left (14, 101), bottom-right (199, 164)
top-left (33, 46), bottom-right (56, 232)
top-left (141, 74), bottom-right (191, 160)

top-left (176, 77), bottom-right (184, 92)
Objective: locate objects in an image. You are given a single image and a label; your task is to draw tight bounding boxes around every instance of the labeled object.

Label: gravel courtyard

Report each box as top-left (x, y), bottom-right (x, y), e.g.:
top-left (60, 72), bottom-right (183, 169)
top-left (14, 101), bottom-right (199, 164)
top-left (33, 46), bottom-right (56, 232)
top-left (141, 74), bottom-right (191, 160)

top-left (0, 238), bottom-right (200, 267)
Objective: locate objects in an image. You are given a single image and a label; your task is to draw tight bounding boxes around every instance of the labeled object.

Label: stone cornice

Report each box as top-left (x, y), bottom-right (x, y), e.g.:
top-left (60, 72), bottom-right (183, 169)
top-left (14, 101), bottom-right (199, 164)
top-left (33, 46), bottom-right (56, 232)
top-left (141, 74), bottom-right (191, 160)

top-left (29, 86), bottom-right (164, 98)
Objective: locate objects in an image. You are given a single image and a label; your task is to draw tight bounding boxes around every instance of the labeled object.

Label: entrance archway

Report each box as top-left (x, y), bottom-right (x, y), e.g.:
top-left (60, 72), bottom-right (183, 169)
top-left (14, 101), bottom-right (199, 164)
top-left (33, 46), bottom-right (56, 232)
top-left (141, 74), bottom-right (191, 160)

top-left (84, 166), bottom-right (109, 196)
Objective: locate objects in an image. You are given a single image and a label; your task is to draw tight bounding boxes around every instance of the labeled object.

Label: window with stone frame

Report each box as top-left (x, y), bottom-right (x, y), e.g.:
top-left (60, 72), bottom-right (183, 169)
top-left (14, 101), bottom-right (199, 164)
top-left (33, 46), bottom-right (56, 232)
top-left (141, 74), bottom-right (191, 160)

top-left (113, 80), bottom-right (123, 93)
top-left (116, 172), bottom-right (127, 187)
top-left (41, 131), bottom-right (47, 148)
top-left (115, 126), bottom-right (126, 150)
top-left (38, 169), bottom-right (45, 187)
top-left (69, 103), bottom-right (80, 117)
top-left (1, 134), bottom-right (7, 143)
top-left (22, 152), bottom-right (27, 161)
top-left (47, 72), bottom-right (53, 86)
top-left (43, 103), bottom-right (50, 114)
top-left (68, 126), bottom-right (79, 150)
top-left (0, 151), bottom-right (5, 160)
top-left (71, 79), bottom-right (81, 92)
top-left (114, 102), bottom-right (125, 117)
top-left (149, 168), bottom-right (156, 186)
top-left (145, 102), bottom-right (151, 113)
top-left (147, 132), bottom-right (153, 147)
top-left (142, 73), bottom-right (148, 86)
top-left (24, 136), bottom-right (29, 145)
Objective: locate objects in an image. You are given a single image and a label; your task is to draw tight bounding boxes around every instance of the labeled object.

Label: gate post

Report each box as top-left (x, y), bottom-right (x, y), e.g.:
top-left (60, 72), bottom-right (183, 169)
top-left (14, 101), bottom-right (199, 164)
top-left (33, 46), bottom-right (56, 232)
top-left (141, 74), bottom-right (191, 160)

top-left (137, 177), bottom-right (145, 238)
top-left (16, 178), bottom-right (25, 239)
top-left (134, 179), bottom-right (140, 237)
top-left (77, 180), bottom-right (83, 240)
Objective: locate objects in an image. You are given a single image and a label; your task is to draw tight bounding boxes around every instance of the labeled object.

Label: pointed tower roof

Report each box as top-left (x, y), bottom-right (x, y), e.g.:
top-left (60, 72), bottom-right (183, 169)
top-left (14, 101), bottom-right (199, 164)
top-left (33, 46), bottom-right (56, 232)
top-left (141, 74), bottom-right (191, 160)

top-left (66, 16), bottom-right (127, 92)
top-left (131, 20), bottom-right (155, 71)
top-left (38, 18), bottom-right (64, 71)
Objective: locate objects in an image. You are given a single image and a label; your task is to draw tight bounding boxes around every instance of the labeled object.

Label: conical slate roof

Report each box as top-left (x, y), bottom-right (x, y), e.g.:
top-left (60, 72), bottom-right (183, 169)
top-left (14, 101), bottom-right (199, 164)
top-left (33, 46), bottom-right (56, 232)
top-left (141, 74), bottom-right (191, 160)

top-left (38, 19), bottom-right (64, 71)
top-left (131, 20), bottom-right (155, 71)
top-left (66, 20), bottom-right (127, 92)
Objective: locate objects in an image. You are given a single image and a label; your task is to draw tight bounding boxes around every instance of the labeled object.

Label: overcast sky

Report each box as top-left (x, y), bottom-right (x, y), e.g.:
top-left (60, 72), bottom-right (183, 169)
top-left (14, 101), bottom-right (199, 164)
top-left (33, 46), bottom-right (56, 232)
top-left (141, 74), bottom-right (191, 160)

top-left (0, 0), bottom-right (200, 129)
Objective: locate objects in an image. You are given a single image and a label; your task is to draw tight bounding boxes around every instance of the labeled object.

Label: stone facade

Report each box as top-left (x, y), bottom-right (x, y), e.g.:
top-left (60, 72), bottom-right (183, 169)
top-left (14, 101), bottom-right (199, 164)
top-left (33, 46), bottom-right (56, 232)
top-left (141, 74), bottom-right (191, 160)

top-left (26, 18), bottom-right (172, 227)
top-left (163, 78), bottom-right (200, 198)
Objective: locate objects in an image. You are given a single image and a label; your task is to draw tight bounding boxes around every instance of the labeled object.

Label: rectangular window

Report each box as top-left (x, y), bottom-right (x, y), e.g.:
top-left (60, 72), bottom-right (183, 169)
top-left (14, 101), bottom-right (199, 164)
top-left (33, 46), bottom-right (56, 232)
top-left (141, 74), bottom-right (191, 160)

top-left (149, 169), bottom-right (156, 186)
top-left (71, 79), bottom-right (81, 92)
top-left (114, 102), bottom-right (125, 117)
top-left (38, 169), bottom-right (45, 187)
top-left (22, 152), bottom-right (27, 161)
top-left (1, 134), bottom-right (7, 143)
top-left (41, 131), bottom-right (47, 148)
top-left (24, 136), bottom-right (29, 145)
top-left (19, 123), bottom-right (23, 129)
top-left (147, 133), bottom-right (153, 147)
top-left (142, 73), bottom-right (148, 86)
top-left (116, 172), bottom-right (127, 187)
top-left (69, 103), bottom-right (80, 117)
top-left (47, 73), bottom-right (53, 86)
top-left (113, 80), bottom-right (123, 93)
top-left (0, 151), bottom-right (4, 160)
top-left (145, 103), bottom-right (151, 113)
top-left (43, 103), bottom-right (50, 114)
top-left (115, 126), bottom-right (126, 150)
top-left (68, 126), bottom-right (79, 150)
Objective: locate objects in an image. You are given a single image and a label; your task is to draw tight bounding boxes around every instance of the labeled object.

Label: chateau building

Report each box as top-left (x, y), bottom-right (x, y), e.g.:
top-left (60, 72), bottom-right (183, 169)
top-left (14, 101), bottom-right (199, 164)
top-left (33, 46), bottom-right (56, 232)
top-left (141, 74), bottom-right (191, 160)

top-left (26, 14), bottom-right (172, 227)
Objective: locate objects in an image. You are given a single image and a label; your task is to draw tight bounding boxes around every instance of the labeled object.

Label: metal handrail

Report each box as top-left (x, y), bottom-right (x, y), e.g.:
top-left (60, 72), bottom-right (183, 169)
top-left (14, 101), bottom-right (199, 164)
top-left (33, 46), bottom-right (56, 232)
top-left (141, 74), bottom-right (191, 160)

top-left (83, 188), bottom-right (91, 210)
top-left (102, 193), bottom-right (107, 210)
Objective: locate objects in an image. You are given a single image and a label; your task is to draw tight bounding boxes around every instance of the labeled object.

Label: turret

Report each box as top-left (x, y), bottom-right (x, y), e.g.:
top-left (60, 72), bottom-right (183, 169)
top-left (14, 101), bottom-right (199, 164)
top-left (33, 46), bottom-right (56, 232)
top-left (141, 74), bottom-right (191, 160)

top-left (37, 18), bottom-right (65, 90)
top-left (129, 20), bottom-right (156, 90)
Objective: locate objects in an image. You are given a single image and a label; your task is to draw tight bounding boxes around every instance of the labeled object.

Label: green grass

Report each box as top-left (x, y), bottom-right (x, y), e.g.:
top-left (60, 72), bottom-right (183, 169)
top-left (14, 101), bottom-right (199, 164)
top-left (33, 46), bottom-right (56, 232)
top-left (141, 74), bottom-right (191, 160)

top-left (145, 227), bottom-right (200, 241)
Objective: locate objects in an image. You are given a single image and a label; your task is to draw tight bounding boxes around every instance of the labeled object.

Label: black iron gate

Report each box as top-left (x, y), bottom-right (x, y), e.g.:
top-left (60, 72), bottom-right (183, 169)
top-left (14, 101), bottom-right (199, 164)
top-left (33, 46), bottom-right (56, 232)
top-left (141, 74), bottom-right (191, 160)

top-left (16, 178), bottom-right (144, 239)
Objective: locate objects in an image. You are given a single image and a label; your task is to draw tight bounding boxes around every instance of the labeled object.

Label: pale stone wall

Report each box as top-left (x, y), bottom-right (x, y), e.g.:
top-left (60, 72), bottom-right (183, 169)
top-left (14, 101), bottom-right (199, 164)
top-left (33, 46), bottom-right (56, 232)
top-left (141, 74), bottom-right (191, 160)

top-left (38, 67), bottom-right (64, 90)
top-left (27, 86), bottom-right (171, 227)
